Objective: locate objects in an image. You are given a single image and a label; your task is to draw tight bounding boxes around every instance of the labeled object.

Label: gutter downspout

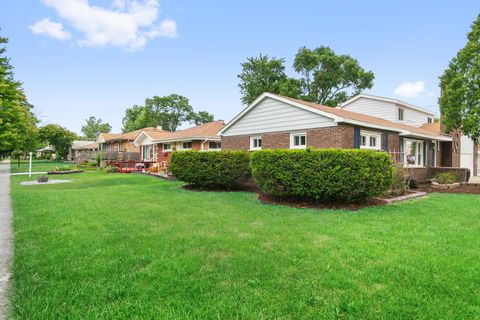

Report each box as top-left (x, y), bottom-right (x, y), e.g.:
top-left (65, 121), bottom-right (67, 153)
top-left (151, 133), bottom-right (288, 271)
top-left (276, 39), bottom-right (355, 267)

top-left (201, 137), bottom-right (208, 151)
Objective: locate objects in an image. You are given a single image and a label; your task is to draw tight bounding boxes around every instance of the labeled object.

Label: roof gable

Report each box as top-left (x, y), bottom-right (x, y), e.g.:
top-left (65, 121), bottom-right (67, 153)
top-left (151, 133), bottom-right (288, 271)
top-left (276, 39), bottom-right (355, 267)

top-left (340, 94), bottom-right (436, 116)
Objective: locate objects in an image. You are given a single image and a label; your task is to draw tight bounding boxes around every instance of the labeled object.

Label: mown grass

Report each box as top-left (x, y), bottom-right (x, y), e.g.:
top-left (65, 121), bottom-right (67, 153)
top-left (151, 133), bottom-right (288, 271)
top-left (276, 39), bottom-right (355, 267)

top-left (9, 171), bottom-right (480, 319)
top-left (9, 160), bottom-right (68, 173)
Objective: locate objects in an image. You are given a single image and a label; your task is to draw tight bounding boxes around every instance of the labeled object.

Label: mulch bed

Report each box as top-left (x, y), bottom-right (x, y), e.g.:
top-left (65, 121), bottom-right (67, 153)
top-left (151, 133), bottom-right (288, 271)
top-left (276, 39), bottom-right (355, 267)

top-left (182, 182), bottom-right (259, 193)
top-left (47, 170), bottom-right (84, 175)
top-left (257, 193), bottom-right (388, 211)
top-left (416, 182), bottom-right (480, 194)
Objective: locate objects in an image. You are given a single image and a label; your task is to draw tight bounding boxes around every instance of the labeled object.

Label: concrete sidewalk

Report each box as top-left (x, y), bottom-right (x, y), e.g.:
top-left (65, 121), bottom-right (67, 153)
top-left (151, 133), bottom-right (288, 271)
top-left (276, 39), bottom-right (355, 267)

top-left (0, 160), bottom-right (13, 320)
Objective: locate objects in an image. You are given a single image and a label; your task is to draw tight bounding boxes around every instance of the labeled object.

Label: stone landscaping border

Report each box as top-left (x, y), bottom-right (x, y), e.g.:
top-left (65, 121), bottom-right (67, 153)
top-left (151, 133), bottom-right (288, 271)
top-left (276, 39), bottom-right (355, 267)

top-left (47, 170), bottom-right (84, 175)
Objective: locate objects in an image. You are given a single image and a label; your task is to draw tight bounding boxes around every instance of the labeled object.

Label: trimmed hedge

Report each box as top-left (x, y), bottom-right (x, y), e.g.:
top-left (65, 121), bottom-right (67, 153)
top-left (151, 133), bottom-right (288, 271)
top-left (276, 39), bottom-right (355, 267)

top-left (250, 149), bottom-right (393, 202)
top-left (170, 150), bottom-right (251, 188)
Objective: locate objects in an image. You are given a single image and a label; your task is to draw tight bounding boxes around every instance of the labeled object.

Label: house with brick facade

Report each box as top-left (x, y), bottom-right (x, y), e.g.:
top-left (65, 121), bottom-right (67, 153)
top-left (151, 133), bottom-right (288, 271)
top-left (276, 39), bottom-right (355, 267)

top-left (133, 121), bottom-right (224, 164)
top-left (96, 128), bottom-right (161, 161)
top-left (219, 92), bottom-right (477, 182)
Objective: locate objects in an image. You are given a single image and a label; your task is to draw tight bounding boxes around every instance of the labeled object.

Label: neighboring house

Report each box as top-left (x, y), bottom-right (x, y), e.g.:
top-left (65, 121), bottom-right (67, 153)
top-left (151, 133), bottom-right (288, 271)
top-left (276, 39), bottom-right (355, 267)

top-left (96, 128), bottom-right (162, 161)
top-left (340, 94), bottom-right (479, 177)
top-left (69, 141), bottom-right (99, 162)
top-left (133, 121), bottom-right (224, 164)
top-left (68, 140), bottom-right (96, 161)
top-left (219, 92), bottom-right (475, 182)
top-left (36, 146), bottom-right (55, 158)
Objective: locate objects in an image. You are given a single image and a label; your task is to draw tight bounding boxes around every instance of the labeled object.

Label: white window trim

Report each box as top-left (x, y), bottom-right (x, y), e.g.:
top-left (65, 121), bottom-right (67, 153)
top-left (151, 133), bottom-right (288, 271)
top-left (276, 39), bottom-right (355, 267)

top-left (398, 107), bottom-right (405, 121)
top-left (250, 136), bottom-right (262, 151)
top-left (208, 141), bottom-right (222, 150)
top-left (290, 132), bottom-right (307, 149)
top-left (163, 143), bottom-right (172, 152)
top-left (403, 138), bottom-right (425, 168)
top-left (142, 145), bottom-right (152, 161)
top-left (360, 130), bottom-right (381, 150)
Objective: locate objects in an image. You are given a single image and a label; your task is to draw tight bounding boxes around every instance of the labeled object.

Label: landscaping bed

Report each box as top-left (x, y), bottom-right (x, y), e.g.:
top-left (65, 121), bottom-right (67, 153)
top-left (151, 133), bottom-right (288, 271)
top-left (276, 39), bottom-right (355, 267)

top-left (47, 169), bottom-right (84, 175)
top-left (417, 182), bottom-right (480, 194)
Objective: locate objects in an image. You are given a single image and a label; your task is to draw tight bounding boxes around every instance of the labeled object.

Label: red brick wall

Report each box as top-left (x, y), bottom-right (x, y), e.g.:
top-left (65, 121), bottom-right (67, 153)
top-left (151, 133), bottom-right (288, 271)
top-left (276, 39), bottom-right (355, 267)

top-left (307, 125), bottom-right (355, 149)
top-left (474, 144), bottom-right (479, 176)
top-left (221, 135), bottom-right (251, 150)
top-left (262, 132), bottom-right (290, 149)
top-left (452, 130), bottom-right (461, 167)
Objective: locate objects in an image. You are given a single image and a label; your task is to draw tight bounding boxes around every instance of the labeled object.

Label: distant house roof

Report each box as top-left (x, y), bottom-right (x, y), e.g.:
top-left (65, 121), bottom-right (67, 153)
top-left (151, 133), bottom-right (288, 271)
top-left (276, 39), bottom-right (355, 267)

top-left (339, 93), bottom-right (436, 116)
top-left (219, 93), bottom-right (450, 141)
top-left (71, 140), bottom-right (95, 150)
top-left (97, 127), bottom-right (159, 143)
top-left (36, 145), bottom-right (55, 152)
top-left (73, 142), bottom-right (99, 150)
top-left (134, 121), bottom-right (224, 145)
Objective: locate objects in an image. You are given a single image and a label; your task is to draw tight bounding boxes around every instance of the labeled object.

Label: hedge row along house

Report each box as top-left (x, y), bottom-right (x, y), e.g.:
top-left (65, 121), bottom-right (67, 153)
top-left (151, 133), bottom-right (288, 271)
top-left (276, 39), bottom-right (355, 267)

top-left (219, 93), bottom-right (479, 182)
top-left (133, 121), bottom-right (224, 164)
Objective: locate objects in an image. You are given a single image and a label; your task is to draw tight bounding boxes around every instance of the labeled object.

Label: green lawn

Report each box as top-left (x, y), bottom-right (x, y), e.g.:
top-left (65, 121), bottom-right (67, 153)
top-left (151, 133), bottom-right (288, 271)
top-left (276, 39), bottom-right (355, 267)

top-left (9, 160), bottom-right (69, 173)
top-left (9, 171), bottom-right (480, 319)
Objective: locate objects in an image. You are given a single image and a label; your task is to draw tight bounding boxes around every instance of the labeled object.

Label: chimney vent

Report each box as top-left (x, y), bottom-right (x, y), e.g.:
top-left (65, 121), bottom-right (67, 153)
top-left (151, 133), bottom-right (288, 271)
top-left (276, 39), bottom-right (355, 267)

top-left (156, 126), bottom-right (163, 131)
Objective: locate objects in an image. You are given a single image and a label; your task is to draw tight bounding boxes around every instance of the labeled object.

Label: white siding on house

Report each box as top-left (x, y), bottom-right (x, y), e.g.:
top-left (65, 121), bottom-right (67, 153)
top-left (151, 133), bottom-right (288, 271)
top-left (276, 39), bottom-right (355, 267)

top-left (135, 134), bottom-right (154, 146)
top-left (341, 97), bottom-right (433, 127)
top-left (460, 135), bottom-right (475, 173)
top-left (222, 97), bottom-right (336, 136)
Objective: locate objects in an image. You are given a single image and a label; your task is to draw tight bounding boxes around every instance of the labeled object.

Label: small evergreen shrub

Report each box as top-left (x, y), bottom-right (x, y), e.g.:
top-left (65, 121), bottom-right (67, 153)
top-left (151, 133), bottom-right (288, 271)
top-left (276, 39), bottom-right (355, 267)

top-left (170, 150), bottom-right (251, 188)
top-left (103, 166), bottom-right (119, 173)
top-left (250, 148), bottom-right (393, 202)
top-left (435, 171), bottom-right (457, 184)
top-left (389, 165), bottom-right (409, 196)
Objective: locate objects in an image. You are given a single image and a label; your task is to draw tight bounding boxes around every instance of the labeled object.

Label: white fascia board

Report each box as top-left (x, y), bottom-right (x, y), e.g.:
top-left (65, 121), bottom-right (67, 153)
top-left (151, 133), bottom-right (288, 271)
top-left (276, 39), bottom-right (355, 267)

top-left (133, 131), bottom-right (154, 146)
top-left (152, 137), bottom-right (222, 144)
top-left (400, 132), bottom-right (452, 142)
top-left (340, 94), bottom-right (436, 116)
top-left (218, 93), bottom-right (340, 136)
top-left (339, 119), bottom-right (403, 133)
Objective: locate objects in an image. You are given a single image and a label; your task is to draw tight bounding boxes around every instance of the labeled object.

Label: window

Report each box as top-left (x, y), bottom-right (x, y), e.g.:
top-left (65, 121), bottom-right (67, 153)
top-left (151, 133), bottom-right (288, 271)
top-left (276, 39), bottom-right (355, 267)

top-left (117, 141), bottom-right (122, 151)
top-left (404, 139), bottom-right (425, 167)
top-left (360, 131), bottom-right (381, 150)
top-left (182, 141), bottom-right (192, 149)
top-left (209, 141), bottom-right (221, 149)
top-left (427, 117), bottom-right (433, 124)
top-left (398, 108), bottom-right (404, 121)
top-left (163, 143), bottom-right (172, 151)
top-left (250, 136), bottom-right (262, 150)
top-left (290, 133), bottom-right (306, 149)
top-left (142, 145), bottom-right (151, 160)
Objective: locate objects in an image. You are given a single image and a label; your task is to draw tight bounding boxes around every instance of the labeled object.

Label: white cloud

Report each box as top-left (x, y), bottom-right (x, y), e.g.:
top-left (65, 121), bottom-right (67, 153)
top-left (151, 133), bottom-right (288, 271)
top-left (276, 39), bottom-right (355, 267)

top-left (32, 0), bottom-right (177, 49)
top-left (393, 81), bottom-right (426, 98)
top-left (29, 18), bottom-right (72, 40)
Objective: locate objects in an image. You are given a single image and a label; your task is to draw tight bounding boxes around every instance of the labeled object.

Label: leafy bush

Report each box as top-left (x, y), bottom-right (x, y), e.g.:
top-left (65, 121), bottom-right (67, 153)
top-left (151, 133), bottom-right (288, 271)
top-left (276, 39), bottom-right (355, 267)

top-left (56, 165), bottom-right (74, 171)
top-left (389, 165), bottom-right (409, 196)
top-left (435, 172), bottom-right (457, 184)
top-left (250, 149), bottom-right (393, 202)
top-left (103, 166), bottom-right (119, 173)
top-left (170, 150), bottom-right (251, 188)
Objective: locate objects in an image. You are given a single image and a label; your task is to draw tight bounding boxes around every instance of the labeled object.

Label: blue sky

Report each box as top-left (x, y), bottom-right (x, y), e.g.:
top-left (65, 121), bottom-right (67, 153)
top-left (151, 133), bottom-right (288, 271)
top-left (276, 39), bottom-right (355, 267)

top-left (1, 1), bottom-right (478, 134)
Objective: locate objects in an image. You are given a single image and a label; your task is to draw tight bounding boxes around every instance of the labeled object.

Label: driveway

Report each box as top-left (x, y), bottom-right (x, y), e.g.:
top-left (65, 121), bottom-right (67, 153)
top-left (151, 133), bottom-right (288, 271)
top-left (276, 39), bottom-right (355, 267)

top-left (0, 160), bottom-right (12, 320)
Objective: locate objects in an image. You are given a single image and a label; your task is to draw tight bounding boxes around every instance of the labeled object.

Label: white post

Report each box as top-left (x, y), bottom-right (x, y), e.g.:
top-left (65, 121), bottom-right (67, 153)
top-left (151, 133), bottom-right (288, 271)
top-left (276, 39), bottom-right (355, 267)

top-left (28, 152), bottom-right (32, 178)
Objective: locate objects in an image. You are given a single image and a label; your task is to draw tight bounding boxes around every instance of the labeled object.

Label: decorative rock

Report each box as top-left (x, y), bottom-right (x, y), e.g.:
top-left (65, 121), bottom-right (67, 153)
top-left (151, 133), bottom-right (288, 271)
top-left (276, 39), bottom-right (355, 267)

top-left (37, 176), bottom-right (49, 183)
top-left (431, 181), bottom-right (461, 189)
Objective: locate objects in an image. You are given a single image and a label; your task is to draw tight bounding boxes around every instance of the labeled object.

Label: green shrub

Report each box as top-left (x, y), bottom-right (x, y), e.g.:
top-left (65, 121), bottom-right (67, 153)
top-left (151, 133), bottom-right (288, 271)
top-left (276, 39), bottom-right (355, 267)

top-left (56, 165), bottom-right (74, 171)
top-left (250, 148), bottom-right (393, 202)
top-left (103, 166), bottom-right (119, 173)
top-left (389, 165), bottom-right (409, 196)
top-left (170, 150), bottom-right (251, 188)
top-left (435, 171), bottom-right (457, 184)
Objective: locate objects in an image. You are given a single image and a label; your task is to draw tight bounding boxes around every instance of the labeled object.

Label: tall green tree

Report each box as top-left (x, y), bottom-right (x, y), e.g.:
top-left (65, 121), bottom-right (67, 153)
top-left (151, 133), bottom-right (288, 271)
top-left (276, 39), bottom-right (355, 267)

top-left (0, 34), bottom-right (38, 155)
top-left (237, 47), bottom-right (374, 106)
top-left (192, 110), bottom-right (215, 125)
top-left (122, 94), bottom-right (215, 132)
top-left (238, 54), bottom-right (300, 105)
top-left (38, 124), bottom-right (77, 160)
top-left (439, 14), bottom-right (480, 142)
top-left (293, 46), bottom-right (374, 106)
top-left (81, 116), bottom-right (111, 140)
